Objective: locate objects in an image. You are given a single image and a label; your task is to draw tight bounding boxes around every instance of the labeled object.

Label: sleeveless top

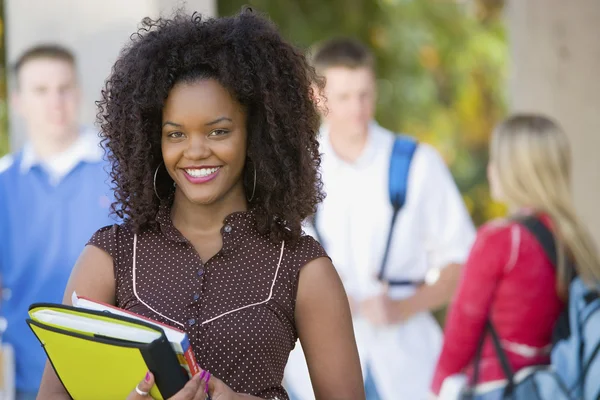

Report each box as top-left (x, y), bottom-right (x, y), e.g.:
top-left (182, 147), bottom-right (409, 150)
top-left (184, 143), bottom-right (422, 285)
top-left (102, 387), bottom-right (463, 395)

top-left (87, 204), bottom-right (327, 399)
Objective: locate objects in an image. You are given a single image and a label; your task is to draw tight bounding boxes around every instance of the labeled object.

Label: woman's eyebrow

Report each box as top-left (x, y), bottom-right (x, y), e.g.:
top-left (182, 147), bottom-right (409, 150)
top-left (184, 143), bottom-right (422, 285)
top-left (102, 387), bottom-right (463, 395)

top-left (205, 116), bottom-right (233, 126)
top-left (162, 121), bottom-right (183, 128)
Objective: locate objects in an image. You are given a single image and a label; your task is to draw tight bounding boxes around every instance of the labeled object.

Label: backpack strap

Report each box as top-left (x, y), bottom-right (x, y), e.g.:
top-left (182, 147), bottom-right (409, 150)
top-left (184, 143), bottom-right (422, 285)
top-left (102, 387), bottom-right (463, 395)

top-left (519, 215), bottom-right (558, 266)
top-left (388, 136), bottom-right (419, 211)
top-left (488, 321), bottom-right (517, 396)
top-left (377, 136), bottom-right (419, 283)
top-left (469, 321), bottom-right (517, 396)
top-left (312, 135), bottom-right (420, 286)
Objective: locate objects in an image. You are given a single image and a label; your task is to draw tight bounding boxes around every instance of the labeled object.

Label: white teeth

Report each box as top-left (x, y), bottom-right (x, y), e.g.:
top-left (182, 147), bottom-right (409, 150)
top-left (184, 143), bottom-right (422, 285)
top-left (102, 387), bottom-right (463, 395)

top-left (185, 167), bottom-right (219, 177)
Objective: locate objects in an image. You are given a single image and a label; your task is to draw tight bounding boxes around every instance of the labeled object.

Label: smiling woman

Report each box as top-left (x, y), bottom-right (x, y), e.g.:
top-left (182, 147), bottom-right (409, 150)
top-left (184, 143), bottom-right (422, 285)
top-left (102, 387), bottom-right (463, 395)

top-left (97, 13), bottom-right (327, 245)
top-left (160, 79), bottom-right (248, 209)
top-left (35, 7), bottom-right (364, 400)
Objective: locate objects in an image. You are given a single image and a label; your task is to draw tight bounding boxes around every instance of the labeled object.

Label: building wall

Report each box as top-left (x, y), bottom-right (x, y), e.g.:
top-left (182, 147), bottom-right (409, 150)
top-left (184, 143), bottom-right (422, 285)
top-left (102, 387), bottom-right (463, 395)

top-left (5, 0), bottom-right (215, 150)
top-left (507, 0), bottom-right (600, 244)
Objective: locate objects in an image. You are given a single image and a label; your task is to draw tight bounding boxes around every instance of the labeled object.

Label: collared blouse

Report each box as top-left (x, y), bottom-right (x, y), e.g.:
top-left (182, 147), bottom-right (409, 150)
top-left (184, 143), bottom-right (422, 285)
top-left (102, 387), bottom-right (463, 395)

top-left (88, 204), bottom-right (326, 399)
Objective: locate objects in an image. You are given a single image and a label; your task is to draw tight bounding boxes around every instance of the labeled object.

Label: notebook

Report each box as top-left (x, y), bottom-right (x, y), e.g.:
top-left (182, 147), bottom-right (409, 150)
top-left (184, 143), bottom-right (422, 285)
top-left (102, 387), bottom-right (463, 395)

top-left (27, 303), bottom-right (192, 399)
top-left (71, 292), bottom-right (200, 377)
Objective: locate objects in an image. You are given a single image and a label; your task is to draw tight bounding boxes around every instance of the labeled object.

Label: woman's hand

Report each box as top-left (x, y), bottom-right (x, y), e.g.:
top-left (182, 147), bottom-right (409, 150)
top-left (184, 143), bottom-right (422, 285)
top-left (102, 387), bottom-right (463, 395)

top-left (204, 374), bottom-right (239, 400)
top-left (127, 371), bottom-right (207, 400)
top-left (127, 370), bottom-right (240, 400)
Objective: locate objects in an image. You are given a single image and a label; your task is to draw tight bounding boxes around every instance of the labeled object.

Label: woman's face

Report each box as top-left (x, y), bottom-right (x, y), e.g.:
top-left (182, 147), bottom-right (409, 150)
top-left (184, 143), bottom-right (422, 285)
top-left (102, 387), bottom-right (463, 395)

top-left (161, 78), bottom-right (248, 206)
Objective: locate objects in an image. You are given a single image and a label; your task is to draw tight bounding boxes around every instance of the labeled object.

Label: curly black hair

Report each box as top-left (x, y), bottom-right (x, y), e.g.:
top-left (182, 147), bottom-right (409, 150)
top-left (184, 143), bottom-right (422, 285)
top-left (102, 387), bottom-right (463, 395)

top-left (96, 8), bottom-right (324, 244)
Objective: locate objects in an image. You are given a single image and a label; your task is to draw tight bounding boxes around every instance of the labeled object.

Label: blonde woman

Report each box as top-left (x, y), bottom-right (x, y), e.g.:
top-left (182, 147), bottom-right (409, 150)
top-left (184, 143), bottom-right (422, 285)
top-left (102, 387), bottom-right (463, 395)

top-left (429, 114), bottom-right (600, 399)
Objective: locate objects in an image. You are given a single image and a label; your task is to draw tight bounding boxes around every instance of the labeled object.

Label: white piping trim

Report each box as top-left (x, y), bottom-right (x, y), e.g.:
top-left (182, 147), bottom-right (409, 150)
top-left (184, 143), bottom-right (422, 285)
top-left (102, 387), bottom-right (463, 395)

top-left (201, 240), bottom-right (285, 325)
top-left (471, 365), bottom-right (551, 394)
top-left (133, 234), bottom-right (185, 328)
top-left (132, 234), bottom-right (286, 328)
top-left (505, 225), bottom-right (520, 272)
top-left (501, 339), bottom-right (552, 358)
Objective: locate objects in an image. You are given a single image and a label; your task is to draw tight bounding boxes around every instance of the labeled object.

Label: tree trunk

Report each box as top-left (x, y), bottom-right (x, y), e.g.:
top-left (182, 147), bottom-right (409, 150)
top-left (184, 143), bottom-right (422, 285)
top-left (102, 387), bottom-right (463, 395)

top-left (507, 0), bottom-right (600, 245)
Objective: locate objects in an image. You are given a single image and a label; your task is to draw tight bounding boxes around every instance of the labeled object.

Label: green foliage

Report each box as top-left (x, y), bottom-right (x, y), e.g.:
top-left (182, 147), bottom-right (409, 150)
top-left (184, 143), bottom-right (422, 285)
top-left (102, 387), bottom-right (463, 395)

top-left (220, 0), bottom-right (508, 225)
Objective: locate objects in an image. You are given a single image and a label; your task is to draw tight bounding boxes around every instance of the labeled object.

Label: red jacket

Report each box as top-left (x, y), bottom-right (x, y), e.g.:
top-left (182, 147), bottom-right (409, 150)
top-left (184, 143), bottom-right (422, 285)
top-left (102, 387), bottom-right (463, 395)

top-left (431, 216), bottom-right (565, 394)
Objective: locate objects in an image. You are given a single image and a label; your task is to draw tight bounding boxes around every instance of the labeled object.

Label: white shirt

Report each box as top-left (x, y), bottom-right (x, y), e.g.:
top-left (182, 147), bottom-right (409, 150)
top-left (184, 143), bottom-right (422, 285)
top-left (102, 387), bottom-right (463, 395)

top-left (285, 122), bottom-right (476, 400)
top-left (19, 127), bottom-right (103, 185)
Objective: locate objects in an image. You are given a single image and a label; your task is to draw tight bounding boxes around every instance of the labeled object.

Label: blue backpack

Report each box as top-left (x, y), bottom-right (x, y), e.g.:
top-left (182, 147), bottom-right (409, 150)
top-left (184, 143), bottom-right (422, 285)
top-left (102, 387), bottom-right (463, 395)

top-left (522, 217), bottom-right (600, 400)
top-left (465, 216), bottom-right (600, 399)
top-left (313, 135), bottom-right (419, 285)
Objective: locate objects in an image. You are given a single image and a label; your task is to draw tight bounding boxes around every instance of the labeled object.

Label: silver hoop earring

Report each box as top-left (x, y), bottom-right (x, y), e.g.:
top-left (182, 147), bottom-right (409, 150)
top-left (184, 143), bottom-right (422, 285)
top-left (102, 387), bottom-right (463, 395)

top-left (247, 164), bottom-right (257, 203)
top-left (153, 162), bottom-right (163, 201)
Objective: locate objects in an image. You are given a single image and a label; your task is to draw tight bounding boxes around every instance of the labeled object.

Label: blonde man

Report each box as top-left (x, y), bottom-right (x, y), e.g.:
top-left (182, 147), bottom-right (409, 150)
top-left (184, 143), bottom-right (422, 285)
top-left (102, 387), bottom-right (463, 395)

top-left (285, 38), bottom-right (476, 400)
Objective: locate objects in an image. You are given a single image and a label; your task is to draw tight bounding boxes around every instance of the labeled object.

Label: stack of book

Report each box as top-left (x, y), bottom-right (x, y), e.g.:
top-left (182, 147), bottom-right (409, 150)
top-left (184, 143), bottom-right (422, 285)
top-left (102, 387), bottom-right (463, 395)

top-left (27, 293), bottom-right (200, 400)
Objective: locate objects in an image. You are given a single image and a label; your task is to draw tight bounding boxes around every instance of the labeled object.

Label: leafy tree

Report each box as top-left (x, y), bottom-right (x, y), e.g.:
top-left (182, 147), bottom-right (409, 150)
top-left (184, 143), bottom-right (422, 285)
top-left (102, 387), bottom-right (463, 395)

top-left (219, 0), bottom-right (508, 225)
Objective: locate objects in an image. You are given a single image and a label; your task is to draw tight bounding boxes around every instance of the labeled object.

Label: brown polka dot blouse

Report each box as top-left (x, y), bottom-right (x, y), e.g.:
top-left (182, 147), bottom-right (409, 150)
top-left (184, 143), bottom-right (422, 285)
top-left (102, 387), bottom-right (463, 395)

top-left (87, 204), bottom-right (327, 399)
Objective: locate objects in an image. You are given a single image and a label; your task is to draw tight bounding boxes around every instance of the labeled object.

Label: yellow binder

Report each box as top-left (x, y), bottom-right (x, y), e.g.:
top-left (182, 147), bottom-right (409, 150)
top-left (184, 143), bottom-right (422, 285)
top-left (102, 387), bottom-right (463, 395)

top-left (27, 303), bottom-right (189, 400)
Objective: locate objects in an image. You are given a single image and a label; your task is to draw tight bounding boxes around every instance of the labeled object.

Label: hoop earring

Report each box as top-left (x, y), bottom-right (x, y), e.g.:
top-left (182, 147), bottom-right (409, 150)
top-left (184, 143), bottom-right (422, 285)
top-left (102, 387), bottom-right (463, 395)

top-left (247, 163), bottom-right (257, 203)
top-left (153, 162), bottom-right (164, 201)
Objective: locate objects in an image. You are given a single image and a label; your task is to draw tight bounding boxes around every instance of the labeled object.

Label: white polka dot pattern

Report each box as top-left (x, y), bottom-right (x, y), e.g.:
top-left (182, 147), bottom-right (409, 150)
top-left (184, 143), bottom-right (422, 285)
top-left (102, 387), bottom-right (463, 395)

top-left (87, 205), bottom-right (327, 399)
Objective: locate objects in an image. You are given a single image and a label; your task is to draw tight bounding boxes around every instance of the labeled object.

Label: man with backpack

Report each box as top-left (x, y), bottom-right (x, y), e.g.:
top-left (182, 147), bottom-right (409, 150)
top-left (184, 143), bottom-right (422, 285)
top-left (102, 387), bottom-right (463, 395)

top-left (284, 38), bottom-right (476, 400)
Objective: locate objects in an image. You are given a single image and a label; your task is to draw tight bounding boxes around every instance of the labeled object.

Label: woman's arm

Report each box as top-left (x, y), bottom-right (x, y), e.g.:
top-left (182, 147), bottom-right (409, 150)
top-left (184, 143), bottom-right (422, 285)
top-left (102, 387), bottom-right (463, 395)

top-left (295, 257), bottom-right (365, 400)
top-left (430, 224), bottom-right (513, 395)
top-left (36, 244), bottom-right (269, 400)
top-left (36, 245), bottom-right (116, 399)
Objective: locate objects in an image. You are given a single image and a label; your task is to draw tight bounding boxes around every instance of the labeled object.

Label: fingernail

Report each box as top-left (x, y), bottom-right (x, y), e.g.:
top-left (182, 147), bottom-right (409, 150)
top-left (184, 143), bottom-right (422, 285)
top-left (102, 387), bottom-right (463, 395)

top-left (145, 371), bottom-right (151, 382)
top-left (205, 371), bottom-right (211, 392)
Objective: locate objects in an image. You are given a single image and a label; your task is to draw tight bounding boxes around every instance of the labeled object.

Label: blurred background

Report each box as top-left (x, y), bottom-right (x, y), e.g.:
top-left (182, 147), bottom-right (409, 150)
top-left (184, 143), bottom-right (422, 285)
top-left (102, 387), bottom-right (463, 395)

top-left (221, 0), bottom-right (507, 226)
top-left (2, 1), bottom-right (600, 398)
top-left (0, 0), bottom-right (599, 232)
